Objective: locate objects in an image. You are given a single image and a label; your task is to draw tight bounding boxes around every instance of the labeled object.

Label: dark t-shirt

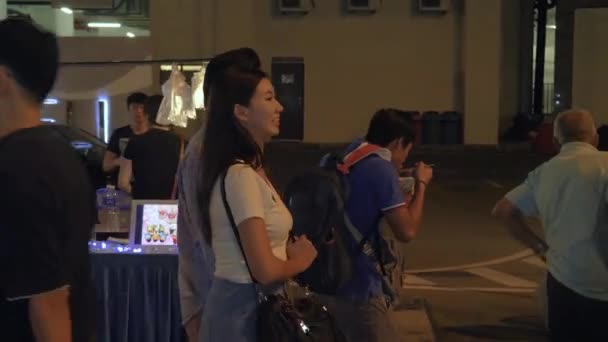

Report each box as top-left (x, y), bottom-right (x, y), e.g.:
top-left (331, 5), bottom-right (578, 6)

top-left (0, 126), bottom-right (96, 342)
top-left (106, 125), bottom-right (134, 185)
top-left (124, 128), bottom-right (182, 200)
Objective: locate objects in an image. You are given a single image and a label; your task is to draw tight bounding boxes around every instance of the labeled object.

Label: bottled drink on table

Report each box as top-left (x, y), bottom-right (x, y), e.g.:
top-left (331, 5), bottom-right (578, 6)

top-left (102, 185), bottom-right (120, 232)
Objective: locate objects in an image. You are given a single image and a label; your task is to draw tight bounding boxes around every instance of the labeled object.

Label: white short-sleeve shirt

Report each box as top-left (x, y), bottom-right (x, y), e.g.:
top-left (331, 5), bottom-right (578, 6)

top-left (506, 142), bottom-right (608, 301)
top-left (209, 164), bottom-right (292, 283)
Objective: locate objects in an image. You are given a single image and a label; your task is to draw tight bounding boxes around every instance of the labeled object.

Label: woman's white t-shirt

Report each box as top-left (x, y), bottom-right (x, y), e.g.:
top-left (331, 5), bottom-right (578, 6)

top-left (209, 164), bottom-right (292, 283)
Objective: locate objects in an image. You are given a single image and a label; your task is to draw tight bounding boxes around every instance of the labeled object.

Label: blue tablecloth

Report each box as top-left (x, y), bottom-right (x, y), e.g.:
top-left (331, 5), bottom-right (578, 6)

top-left (91, 252), bottom-right (184, 342)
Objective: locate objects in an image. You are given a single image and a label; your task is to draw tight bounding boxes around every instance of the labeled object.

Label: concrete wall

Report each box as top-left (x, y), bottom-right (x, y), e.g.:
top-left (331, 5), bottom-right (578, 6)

top-left (572, 8), bottom-right (608, 125)
top-left (147, 0), bottom-right (463, 143)
top-left (50, 0), bottom-right (524, 145)
top-left (463, 0), bottom-right (501, 145)
top-left (499, 0), bottom-right (523, 135)
top-left (250, 1), bottom-right (460, 142)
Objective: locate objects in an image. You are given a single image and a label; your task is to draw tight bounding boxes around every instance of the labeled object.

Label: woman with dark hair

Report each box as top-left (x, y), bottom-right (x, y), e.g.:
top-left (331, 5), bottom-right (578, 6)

top-left (177, 48), bottom-right (263, 342)
top-left (198, 67), bottom-right (317, 341)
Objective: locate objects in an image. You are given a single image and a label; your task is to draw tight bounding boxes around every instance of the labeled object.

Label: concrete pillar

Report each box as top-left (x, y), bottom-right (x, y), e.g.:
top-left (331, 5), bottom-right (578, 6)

top-left (518, 0), bottom-right (535, 114)
top-left (463, 0), bottom-right (503, 145)
top-left (499, 0), bottom-right (524, 136)
top-left (54, 9), bottom-right (74, 37)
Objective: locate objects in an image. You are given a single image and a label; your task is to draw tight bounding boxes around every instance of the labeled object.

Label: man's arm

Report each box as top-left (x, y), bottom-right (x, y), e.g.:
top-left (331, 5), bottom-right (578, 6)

top-left (492, 197), bottom-right (547, 256)
top-left (384, 181), bottom-right (427, 242)
top-left (184, 313), bottom-right (201, 342)
top-left (118, 158), bottom-right (132, 193)
top-left (598, 228), bottom-right (608, 268)
top-left (592, 180), bottom-right (608, 268)
top-left (103, 130), bottom-right (121, 172)
top-left (28, 286), bottom-right (71, 342)
top-left (385, 162), bottom-right (433, 242)
top-left (102, 151), bottom-right (121, 173)
top-left (4, 163), bottom-right (75, 342)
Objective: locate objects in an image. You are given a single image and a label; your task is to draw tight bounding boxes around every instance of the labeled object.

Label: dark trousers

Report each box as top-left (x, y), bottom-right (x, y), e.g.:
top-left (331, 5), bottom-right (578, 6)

top-left (547, 272), bottom-right (608, 342)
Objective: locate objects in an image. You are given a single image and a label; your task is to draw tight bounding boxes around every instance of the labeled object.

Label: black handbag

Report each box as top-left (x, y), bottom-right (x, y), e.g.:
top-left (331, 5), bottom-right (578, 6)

top-left (220, 169), bottom-right (347, 342)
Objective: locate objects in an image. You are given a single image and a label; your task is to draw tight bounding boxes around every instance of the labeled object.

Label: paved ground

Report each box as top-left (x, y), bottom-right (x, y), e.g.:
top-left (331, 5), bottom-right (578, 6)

top-left (266, 142), bottom-right (552, 341)
top-left (397, 178), bottom-right (548, 342)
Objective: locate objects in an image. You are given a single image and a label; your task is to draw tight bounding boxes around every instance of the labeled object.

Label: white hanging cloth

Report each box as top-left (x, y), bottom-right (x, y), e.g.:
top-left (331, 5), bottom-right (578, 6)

top-left (157, 65), bottom-right (196, 128)
top-left (191, 68), bottom-right (206, 110)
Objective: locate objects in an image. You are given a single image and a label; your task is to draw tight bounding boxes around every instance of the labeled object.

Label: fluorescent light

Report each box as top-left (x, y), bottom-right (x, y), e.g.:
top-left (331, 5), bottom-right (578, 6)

top-left (87, 22), bottom-right (121, 28)
top-left (547, 25), bottom-right (557, 30)
top-left (60, 7), bottom-right (73, 14)
top-left (160, 64), bottom-right (203, 71)
top-left (97, 97), bottom-right (110, 143)
top-left (43, 98), bottom-right (59, 105)
top-left (40, 118), bottom-right (56, 123)
top-left (126, 32), bottom-right (135, 38)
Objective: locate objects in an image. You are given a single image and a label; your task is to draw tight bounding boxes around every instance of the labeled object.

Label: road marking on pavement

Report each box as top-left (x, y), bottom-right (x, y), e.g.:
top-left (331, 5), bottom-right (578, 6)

top-left (465, 267), bottom-right (537, 288)
top-left (402, 285), bottom-right (536, 293)
top-left (401, 250), bottom-right (545, 293)
top-left (405, 249), bottom-right (534, 274)
top-left (482, 179), bottom-right (504, 188)
top-left (404, 275), bottom-right (437, 286)
top-left (521, 256), bottom-right (547, 268)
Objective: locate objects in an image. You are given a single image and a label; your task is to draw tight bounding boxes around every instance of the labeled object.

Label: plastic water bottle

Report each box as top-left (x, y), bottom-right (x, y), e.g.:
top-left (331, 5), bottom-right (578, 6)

top-left (102, 185), bottom-right (120, 232)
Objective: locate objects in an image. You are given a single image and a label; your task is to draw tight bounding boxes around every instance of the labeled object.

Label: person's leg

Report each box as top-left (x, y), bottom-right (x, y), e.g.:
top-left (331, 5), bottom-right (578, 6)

top-left (574, 288), bottom-right (608, 341)
top-left (200, 278), bottom-right (257, 342)
top-left (358, 296), bottom-right (400, 342)
top-left (537, 272), bottom-right (548, 330)
top-left (318, 295), bottom-right (399, 342)
top-left (317, 295), bottom-right (360, 342)
top-left (546, 273), bottom-right (581, 342)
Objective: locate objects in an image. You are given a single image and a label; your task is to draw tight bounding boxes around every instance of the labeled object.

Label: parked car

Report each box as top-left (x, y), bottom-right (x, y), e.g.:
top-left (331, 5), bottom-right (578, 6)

top-left (45, 124), bottom-right (107, 190)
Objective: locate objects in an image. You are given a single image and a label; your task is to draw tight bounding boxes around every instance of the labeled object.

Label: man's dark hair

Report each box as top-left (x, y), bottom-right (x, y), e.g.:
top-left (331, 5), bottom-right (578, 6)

top-left (203, 47), bottom-right (261, 107)
top-left (127, 92), bottom-right (148, 108)
top-left (365, 108), bottom-right (416, 148)
top-left (0, 18), bottom-right (58, 103)
top-left (144, 95), bottom-right (164, 125)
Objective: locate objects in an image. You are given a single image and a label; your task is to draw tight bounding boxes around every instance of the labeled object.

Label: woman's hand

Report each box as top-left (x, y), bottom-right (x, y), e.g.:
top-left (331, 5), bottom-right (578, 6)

top-left (287, 235), bottom-right (318, 272)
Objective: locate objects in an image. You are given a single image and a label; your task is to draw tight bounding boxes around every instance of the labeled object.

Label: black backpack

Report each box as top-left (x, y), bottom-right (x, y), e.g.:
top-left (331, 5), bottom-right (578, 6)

top-left (284, 152), bottom-right (392, 296)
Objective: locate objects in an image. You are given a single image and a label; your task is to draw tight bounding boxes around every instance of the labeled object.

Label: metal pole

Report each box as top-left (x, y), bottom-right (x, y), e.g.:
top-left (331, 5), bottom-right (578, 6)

top-left (59, 57), bottom-right (211, 66)
top-left (533, 0), bottom-right (548, 116)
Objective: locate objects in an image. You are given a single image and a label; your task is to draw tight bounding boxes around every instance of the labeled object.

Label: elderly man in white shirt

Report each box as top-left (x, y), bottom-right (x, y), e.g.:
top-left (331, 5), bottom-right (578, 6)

top-left (493, 109), bottom-right (608, 341)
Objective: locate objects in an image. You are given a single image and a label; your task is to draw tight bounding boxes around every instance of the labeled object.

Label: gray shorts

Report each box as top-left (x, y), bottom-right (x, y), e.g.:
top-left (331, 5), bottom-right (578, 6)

top-left (319, 295), bottom-right (401, 342)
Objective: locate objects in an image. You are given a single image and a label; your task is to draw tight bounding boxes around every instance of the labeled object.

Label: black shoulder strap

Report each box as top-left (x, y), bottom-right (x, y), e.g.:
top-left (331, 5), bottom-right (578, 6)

top-left (336, 168), bottom-right (387, 277)
top-left (342, 205), bottom-right (387, 277)
top-left (220, 166), bottom-right (258, 284)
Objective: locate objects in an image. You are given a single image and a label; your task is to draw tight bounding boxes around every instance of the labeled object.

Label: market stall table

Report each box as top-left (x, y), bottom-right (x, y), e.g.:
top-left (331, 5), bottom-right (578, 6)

top-left (90, 242), bottom-right (184, 342)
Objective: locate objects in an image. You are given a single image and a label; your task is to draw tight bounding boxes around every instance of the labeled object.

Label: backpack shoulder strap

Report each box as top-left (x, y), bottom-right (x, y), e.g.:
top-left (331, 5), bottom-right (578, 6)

top-left (337, 143), bottom-right (383, 175)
